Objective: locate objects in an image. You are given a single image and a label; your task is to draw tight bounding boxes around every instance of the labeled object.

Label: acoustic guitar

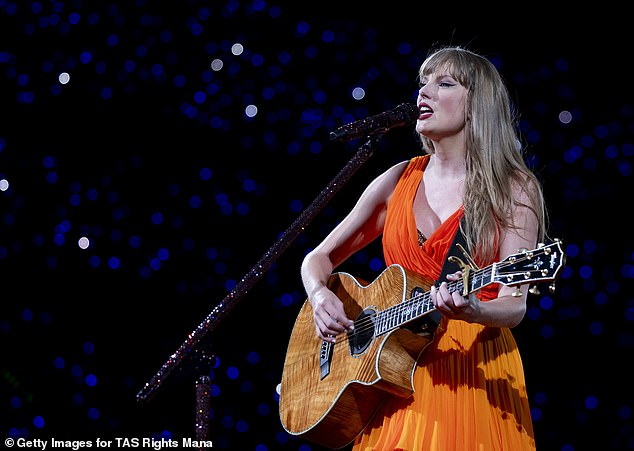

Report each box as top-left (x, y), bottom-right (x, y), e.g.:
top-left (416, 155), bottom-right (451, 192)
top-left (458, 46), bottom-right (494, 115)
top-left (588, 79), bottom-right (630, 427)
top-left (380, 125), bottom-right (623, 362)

top-left (278, 241), bottom-right (565, 449)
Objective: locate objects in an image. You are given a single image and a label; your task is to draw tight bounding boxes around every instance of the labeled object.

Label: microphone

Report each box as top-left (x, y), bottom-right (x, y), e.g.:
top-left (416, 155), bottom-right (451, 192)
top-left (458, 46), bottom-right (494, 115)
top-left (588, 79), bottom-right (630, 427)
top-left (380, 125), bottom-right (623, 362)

top-left (329, 103), bottom-right (419, 142)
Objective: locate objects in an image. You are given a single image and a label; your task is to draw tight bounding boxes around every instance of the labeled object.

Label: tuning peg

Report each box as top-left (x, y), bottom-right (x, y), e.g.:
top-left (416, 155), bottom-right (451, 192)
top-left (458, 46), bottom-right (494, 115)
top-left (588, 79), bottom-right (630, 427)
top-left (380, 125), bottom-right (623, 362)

top-left (549, 283), bottom-right (556, 293)
top-left (529, 285), bottom-right (540, 295)
top-left (512, 287), bottom-right (523, 297)
top-left (537, 242), bottom-right (545, 248)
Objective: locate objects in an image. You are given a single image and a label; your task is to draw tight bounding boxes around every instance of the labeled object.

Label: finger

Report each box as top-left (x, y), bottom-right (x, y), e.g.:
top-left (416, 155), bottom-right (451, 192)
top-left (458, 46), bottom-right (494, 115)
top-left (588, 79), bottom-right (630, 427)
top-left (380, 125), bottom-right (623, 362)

top-left (431, 285), bottom-right (449, 314)
top-left (322, 333), bottom-right (336, 343)
top-left (323, 328), bottom-right (344, 342)
top-left (322, 312), bottom-right (353, 337)
top-left (438, 282), bottom-right (453, 300)
top-left (317, 306), bottom-right (343, 326)
top-left (451, 291), bottom-right (466, 309)
top-left (324, 316), bottom-right (346, 334)
top-left (324, 307), bottom-right (354, 331)
top-left (437, 283), bottom-right (461, 314)
top-left (315, 324), bottom-right (328, 341)
top-left (320, 316), bottom-right (343, 335)
top-left (316, 323), bottom-right (338, 342)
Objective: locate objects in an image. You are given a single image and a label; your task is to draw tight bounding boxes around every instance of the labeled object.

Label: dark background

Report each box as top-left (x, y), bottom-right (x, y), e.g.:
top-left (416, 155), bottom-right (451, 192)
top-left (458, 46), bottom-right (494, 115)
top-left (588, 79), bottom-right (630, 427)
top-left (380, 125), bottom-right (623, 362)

top-left (1, 2), bottom-right (633, 450)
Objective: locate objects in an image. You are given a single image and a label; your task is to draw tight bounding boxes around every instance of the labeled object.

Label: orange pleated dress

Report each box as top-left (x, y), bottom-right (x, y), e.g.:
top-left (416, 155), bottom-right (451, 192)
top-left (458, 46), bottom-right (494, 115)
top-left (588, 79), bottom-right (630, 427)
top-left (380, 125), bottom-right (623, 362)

top-left (352, 155), bottom-right (536, 451)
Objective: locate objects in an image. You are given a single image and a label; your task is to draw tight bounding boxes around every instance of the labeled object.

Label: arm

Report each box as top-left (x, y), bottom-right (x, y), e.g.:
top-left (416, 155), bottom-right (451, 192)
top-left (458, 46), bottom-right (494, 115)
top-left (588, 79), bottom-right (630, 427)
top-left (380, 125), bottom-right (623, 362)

top-left (432, 179), bottom-right (540, 328)
top-left (301, 160), bottom-right (409, 341)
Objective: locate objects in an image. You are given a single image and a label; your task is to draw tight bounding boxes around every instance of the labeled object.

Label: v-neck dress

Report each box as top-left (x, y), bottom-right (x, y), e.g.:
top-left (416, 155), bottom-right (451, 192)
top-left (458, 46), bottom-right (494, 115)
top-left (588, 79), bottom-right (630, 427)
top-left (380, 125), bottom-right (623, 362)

top-left (352, 154), bottom-right (536, 451)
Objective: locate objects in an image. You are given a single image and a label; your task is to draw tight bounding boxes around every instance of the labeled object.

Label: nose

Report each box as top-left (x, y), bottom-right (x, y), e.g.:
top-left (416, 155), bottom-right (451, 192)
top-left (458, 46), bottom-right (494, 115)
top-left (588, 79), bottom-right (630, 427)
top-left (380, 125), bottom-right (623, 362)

top-left (418, 85), bottom-right (429, 101)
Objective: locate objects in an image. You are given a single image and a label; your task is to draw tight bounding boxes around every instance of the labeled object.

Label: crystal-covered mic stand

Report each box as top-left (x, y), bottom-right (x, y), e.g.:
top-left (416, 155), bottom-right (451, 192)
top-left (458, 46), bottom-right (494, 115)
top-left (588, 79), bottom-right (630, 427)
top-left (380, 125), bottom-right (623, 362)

top-left (136, 136), bottom-right (383, 443)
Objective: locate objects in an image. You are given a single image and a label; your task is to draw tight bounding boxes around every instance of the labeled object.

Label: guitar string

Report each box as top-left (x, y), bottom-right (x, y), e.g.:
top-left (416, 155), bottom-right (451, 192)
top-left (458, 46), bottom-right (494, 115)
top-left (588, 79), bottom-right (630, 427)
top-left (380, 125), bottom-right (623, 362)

top-left (330, 249), bottom-right (553, 346)
top-left (343, 249), bottom-right (554, 340)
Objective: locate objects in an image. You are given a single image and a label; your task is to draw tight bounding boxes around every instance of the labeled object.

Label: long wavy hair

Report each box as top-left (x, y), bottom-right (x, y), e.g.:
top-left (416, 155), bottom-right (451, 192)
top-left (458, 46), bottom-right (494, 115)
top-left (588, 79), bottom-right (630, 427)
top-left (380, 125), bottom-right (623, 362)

top-left (418, 46), bottom-right (547, 262)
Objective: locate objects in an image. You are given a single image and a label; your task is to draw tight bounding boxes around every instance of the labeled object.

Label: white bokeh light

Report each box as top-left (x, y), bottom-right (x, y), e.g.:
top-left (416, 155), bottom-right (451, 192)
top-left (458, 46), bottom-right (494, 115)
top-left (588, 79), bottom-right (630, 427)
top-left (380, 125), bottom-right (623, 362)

top-left (211, 58), bottom-right (223, 71)
top-left (231, 43), bottom-right (244, 56)
top-left (58, 72), bottom-right (70, 84)
top-left (78, 236), bottom-right (90, 250)
top-left (352, 87), bottom-right (366, 100)
top-left (558, 110), bottom-right (573, 124)
top-left (245, 104), bottom-right (258, 118)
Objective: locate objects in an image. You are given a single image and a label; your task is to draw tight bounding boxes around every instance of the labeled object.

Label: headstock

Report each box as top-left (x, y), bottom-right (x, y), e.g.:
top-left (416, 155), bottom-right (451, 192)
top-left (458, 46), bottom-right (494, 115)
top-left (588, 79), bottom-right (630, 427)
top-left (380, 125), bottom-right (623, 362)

top-left (494, 239), bottom-right (566, 295)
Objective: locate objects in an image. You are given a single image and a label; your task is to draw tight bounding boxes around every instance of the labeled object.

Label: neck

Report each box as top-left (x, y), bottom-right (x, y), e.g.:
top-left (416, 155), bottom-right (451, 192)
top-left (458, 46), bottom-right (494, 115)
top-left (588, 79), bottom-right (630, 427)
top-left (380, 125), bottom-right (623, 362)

top-left (428, 151), bottom-right (466, 180)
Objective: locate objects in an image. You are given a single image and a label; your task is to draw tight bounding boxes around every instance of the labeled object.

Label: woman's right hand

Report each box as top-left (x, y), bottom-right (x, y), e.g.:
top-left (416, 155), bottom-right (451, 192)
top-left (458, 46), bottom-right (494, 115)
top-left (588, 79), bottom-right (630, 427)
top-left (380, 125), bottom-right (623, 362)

top-left (309, 286), bottom-right (355, 342)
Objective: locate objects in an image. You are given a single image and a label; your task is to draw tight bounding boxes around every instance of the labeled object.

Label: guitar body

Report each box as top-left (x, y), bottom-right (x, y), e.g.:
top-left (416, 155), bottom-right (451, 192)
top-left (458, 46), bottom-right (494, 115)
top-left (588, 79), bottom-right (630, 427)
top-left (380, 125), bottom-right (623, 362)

top-left (279, 240), bottom-right (565, 449)
top-left (279, 264), bottom-right (436, 449)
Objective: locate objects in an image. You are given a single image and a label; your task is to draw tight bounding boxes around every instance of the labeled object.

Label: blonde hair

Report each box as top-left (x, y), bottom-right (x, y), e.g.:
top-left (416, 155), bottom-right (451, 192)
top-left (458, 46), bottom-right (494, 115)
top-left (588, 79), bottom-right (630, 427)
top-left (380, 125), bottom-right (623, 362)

top-left (418, 46), bottom-right (547, 262)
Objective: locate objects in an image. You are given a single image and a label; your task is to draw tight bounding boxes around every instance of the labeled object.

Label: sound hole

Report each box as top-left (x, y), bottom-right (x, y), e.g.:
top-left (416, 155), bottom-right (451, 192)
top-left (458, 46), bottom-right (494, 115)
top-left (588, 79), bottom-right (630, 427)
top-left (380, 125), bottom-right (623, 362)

top-left (349, 308), bottom-right (376, 356)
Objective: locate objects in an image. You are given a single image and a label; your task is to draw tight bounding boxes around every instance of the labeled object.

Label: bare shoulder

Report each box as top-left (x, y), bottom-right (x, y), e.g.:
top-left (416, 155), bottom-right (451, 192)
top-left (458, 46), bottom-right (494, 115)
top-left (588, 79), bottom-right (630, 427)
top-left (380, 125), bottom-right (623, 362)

top-left (511, 169), bottom-right (543, 203)
top-left (501, 171), bottom-right (542, 255)
top-left (371, 159), bottom-right (410, 189)
top-left (350, 159), bottom-right (410, 217)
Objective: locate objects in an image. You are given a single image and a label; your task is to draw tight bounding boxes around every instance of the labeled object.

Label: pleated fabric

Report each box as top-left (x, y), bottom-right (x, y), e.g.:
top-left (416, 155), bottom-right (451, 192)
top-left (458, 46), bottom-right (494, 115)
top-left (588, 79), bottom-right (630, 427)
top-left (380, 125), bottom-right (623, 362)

top-left (352, 155), bottom-right (536, 451)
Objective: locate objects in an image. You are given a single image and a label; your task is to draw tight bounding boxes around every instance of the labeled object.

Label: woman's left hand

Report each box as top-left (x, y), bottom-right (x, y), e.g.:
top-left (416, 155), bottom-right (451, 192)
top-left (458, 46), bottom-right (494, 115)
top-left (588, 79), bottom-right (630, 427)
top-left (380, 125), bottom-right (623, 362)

top-left (430, 272), bottom-right (479, 321)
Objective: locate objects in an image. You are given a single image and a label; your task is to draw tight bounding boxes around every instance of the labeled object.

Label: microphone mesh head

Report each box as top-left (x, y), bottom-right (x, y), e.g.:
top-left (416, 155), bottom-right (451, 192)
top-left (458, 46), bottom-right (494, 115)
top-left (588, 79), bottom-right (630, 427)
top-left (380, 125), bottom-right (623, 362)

top-left (396, 103), bottom-right (420, 123)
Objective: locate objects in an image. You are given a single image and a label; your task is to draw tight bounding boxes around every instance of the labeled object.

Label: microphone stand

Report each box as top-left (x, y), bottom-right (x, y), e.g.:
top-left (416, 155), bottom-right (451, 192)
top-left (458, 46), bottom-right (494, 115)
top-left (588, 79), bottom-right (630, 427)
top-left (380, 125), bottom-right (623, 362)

top-left (136, 135), bottom-right (383, 442)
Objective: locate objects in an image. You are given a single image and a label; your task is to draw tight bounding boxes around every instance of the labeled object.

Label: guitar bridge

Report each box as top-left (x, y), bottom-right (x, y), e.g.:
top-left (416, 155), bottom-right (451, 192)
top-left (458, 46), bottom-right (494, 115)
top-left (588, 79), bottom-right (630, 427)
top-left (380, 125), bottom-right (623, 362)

top-left (319, 340), bottom-right (333, 380)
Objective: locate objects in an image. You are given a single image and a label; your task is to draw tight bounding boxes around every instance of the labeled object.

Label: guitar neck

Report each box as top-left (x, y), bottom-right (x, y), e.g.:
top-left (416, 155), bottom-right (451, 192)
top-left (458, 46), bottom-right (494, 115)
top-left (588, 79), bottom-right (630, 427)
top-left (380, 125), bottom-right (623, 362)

top-left (372, 240), bottom-right (564, 337)
top-left (375, 265), bottom-right (492, 336)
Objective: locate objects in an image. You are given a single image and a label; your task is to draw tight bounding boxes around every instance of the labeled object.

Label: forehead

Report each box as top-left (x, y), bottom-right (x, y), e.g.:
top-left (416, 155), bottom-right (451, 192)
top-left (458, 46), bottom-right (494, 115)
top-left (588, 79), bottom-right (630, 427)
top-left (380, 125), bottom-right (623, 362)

top-left (420, 70), bottom-right (457, 82)
top-left (419, 65), bottom-right (461, 85)
top-left (420, 57), bottom-right (470, 87)
top-left (421, 60), bottom-right (456, 77)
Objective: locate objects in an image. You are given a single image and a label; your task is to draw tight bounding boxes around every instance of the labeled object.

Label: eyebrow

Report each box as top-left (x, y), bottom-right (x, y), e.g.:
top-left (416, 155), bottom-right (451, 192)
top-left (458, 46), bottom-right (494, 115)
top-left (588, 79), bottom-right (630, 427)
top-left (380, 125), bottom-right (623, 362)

top-left (421, 73), bottom-right (456, 81)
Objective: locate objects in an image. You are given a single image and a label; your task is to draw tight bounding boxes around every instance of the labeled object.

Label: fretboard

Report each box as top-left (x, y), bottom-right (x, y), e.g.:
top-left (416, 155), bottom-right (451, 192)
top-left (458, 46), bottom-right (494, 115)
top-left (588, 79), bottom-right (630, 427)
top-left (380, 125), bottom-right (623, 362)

top-left (374, 265), bottom-right (495, 336)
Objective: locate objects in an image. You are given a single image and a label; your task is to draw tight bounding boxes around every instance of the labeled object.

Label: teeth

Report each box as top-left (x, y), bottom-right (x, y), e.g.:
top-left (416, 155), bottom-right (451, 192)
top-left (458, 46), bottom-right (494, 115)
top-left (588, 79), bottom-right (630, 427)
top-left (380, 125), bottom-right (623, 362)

top-left (420, 107), bottom-right (432, 114)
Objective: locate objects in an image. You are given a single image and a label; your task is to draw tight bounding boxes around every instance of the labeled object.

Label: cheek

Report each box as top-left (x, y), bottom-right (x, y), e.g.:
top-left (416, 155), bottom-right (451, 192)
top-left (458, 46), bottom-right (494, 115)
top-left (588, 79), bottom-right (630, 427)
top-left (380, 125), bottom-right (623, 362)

top-left (446, 102), bottom-right (467, 124)
top-left (454, 98), bottom-right (467, 113)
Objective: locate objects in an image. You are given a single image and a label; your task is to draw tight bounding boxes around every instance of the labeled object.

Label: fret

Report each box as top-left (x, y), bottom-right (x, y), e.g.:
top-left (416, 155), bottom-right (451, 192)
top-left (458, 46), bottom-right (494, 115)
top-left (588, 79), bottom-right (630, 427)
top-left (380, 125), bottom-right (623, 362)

top-left (472, 271), bottom-right (480, 291)
top-left (369, 241), bottom-right (563, 339)
top-left (409, 299), bottom-right (418, 320)
top-left (400, 303), bottom-right (408, 323)
top-left (376, 310), bottom-right (385, 335)
top-left (389, 307), bottom-right (398, 329)
top-left (416, 297), bottom-right (425, 316)
top-left (400, 304), bottom-right (407, 323)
